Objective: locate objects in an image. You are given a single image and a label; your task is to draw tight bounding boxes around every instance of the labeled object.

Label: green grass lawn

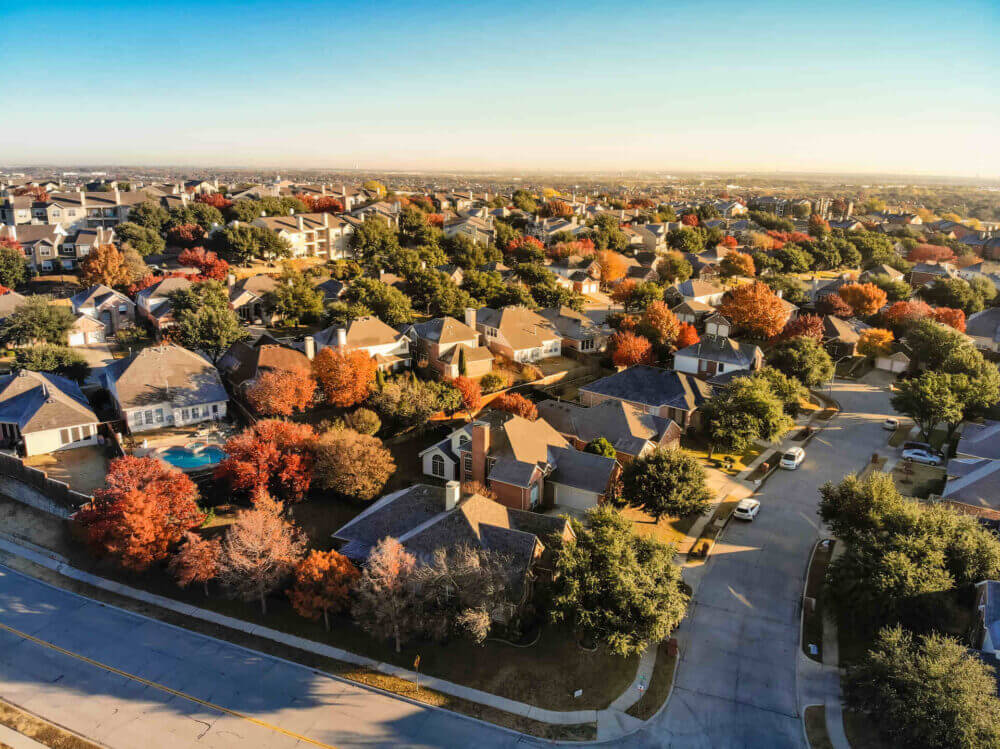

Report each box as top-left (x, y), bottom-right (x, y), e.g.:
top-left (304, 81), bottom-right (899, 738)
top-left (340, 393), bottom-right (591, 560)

top-left (625, 643), bottom-right (678, 720)
top-left (681, 434), bottom-right (763, 476)
top-left (802, 540), bottom-right (834, 662)
top-left (804, 705), bottom-right (834, 749)
top-left (889, 460), bottom-right (946, 498)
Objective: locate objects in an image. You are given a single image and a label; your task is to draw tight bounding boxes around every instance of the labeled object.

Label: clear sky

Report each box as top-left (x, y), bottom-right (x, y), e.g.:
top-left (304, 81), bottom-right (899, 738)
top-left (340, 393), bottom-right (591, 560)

top-left (2, 0), bottom-right (997, 176)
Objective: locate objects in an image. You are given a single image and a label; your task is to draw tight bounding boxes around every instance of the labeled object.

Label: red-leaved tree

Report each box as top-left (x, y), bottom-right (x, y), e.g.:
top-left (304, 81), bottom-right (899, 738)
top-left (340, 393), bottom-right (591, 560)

top-left (774, 313), bottom-right (824, 342)
top-left (195, 193), bottom-right (232, 209)
top-left (216, 420), bottom-right (317, 502)
top-left (721, 235), bottom-right (738, 249)
top-left (494, 392), bottom-right (538, 421)
top-left (718, 281), bottom-right (790, 339)
top-left (288, 549), bottom-right (360, 630)
top-left (245, 368), bottom-right (317, 416)
top-left (312, 348), bottom-right (377, 408)
top-left (681, 213), bottom-right (699, 227)
top-left (167, 223), bottom-right (206, 249)
top-left (610, 330), bottom-right (655, 367)
top-left (816, 293), bottom-right (853, 318)
top-left (675, 322), bottom-right (700, 348)
top-left (177, 247), bottom-right (229, 281)
top-left (881, 300), bottom-right (933, 331)
top-left (640, 301), bottom-right (680, 347)
top-left (453, 376), bottom-right (482, 419)
top-left (837, 283), bottom-right (887, 316)
top-left (76, 456), bottom-right (203, 572)
top-left (933, 307), bottom-right (966, 332)
top-left (314, 196), bottom-right (344, 214)
top-left (907, 243), bottom-right (955, 263)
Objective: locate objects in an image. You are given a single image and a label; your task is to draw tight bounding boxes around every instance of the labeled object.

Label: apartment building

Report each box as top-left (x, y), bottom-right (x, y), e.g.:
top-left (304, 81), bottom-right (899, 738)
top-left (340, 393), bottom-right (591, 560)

top-left (252, 212), bottom-right (354, 260)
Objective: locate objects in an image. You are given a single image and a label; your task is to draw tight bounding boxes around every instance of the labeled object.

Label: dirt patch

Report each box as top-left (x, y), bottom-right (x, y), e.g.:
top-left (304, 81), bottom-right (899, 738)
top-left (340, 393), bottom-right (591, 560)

top-left (804, 705), bottom-right (834, 749)
top-left (24, 447), bottom-right (110, 496)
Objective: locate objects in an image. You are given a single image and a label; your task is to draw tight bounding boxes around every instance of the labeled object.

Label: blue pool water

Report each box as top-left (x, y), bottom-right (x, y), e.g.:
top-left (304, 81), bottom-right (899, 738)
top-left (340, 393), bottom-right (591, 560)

top-left (159, 445), bottom-right (226, 469)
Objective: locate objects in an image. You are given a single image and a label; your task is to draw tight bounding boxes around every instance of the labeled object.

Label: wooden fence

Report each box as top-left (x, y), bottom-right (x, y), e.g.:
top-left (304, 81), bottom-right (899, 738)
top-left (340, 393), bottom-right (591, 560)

top-left (0, 451), bottom-right (92, 510)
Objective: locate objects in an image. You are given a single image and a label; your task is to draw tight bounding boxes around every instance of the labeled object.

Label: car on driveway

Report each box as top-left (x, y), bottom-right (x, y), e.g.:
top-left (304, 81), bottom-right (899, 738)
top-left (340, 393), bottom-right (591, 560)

top-left (901, 440), bottom-right (933, 452)
top-left (780, 447), bottom-right (805, 470)
top-left (733, 498), bottom-right (760, 521)
top-left (901, 447), bottom-right (943, 466)
top-left (883, 417), bottom-right (899, 430)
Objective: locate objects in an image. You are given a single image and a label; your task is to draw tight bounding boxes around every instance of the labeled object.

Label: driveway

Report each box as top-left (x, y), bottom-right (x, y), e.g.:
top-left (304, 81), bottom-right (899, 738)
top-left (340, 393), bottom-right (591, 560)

top-left (624, 376), bottom-right (897, 748)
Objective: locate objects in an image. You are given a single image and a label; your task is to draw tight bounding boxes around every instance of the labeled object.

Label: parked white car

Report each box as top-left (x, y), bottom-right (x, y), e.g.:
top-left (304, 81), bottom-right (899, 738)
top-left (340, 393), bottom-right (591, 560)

top-left (780, 447), bottom-right (805, 470)
top-left (900, 447), bottom-right (943, 466)
top-left (733, 498), bottom-right (760, 521)
top-left (883, 417), bottom-right (899, 431)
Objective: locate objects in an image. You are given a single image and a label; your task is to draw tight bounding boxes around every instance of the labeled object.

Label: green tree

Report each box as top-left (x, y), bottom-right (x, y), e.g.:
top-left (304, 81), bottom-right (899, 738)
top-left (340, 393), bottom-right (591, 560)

top-left (0, 295), bottom-right (74, 345)
top-left (622, 448), bottom-right (712, 520)
top-left (773, 245), bottom-right (814, 273)
top-left (656, 252), bottom-right (692, 284)
top-left (210, 224), bottom-right (291, 264)
top-left (0, 246), bottom-right (28, 288)
top-left (511, 189), bottom-right (537, 213)
top-left (818, 472), bottom-right (908, 546)
top-left (266, 266), bottom-right (325, 325)
top-left (114, 222), bottom-right (166, 257)
top-left (752, 366), bottom-right (807, 416)
top-left (919, 278), bottom-right (984, 316)
top-left (905, 318), bottom-right (971, 370)
top-left (584, 437), bottom-right (617, 459)
top-left (169, 281), bottom-right (249, 363)
top-left (350, 217), bottom-right (400, 268)
top-left (342, 277), bottom-right (414, 325)
top-left (890, 371), bottom-right (967, 441)
top-left (666, 228), bottom-right (704, 254)
top-left (128, 201), bottom-right (169, 231)
top-left (550, 506), bottom-right (689, 656)
top-left (167, 203), bottom-right (223, 232)
top-left (844, 626), bottom-right (1000, 749)
top-left (323, 301), bottom-right (372, 327)
top-left (767, 336), bottom-right (834, 388)
top-left (14, 345), bottom-right (90, 382)
top-left (867, 274), bottom-right (912, 302)
top-left (701, 376), bottom-right (793, 456)
top-left (761, 274), bottom-right (807, 305)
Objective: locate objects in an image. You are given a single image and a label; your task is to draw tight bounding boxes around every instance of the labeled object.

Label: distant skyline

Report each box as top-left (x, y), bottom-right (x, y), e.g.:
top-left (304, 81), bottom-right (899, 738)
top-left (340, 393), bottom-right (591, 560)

top-left (2, 0), bottom-right (997, 177)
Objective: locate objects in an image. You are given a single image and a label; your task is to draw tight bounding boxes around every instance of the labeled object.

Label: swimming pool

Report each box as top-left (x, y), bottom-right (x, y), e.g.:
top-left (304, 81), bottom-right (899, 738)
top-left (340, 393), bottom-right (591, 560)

top-left (158, 445), bottom-right (226, 470)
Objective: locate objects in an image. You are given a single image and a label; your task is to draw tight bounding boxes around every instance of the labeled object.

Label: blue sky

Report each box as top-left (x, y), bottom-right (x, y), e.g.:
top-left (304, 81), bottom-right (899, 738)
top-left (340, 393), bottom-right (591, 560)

top-left (2, 0), bottom-right (997, 175)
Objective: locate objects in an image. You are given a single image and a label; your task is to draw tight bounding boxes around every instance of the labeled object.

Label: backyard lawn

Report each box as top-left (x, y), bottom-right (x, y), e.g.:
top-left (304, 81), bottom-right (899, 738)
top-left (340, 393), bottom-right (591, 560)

top-left (681, 434), bottom-right (763, 476)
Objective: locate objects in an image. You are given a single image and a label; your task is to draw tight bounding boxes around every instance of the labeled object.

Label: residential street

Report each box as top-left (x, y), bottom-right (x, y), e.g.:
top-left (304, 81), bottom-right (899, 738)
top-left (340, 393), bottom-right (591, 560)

top-left (0, 376), bottom-right (898, 749)
top-left (629, 375), bottom-right (897, 748)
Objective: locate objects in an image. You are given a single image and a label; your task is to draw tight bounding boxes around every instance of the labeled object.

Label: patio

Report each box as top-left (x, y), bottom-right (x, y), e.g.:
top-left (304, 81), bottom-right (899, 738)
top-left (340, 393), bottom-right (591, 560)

top-left (24, 446), bottom-right (110, 495)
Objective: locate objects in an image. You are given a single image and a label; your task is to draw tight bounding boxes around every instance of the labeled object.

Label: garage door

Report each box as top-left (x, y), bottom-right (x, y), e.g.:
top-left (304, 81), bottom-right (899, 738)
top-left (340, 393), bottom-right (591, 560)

top-left (86, 331), bottom-right (105, 343)
top-left (553, 483), bottom-right (596, 511)
top-left (68, 332), bottom-right (86, 346)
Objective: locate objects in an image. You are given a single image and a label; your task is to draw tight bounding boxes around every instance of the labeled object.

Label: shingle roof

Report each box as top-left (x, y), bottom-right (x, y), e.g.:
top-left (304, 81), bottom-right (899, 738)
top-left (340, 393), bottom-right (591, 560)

top-left (0, 370), bottom-right (97, 433)
top-left (314, 316), bottom-right (404, 350)
top-left (537, 398), bottom-right (674, 456)
top-left (104, 345), bottom-right (227, 410)
top-left (405, 316), bottom-right (479, 345)
top-left (0, 291), bottom-right (27, 321)
top-left (674, 334), bottom-right (761, 367)
top-left (579, 365), bottom-right (711, 411)
top-left (219, 338), bottom-right (310, 389)
top-left (966, 308), bottom-right (1000, 343)
top-left (676, 279), bottom-right (723, 298)
top-left (474, 306), bottom-right (560, 351)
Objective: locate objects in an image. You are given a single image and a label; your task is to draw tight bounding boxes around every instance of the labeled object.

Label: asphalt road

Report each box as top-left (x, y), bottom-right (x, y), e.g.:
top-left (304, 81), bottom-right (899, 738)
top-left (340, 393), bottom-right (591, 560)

top-left (627, 376), bottom-right (896, 748)
top-left (0, 568), bottom-right (542, 749)
top-left (0, 376), bottom-right (897, 749)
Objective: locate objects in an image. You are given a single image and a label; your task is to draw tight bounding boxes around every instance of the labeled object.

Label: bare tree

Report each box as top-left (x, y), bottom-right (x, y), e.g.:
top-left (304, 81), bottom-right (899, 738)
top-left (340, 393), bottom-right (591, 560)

top-left (219, 489), bottom-right (306, 614)
top-left (351, 537), bottom-right (422, 653)
top-left (411, 546), bottom-right (512, 644)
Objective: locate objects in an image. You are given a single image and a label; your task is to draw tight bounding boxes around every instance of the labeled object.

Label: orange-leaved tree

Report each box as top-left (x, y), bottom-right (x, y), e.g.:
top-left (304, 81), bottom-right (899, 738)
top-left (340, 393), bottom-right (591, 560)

top-left (595, 250), bottom-right (629, 285)
top-left (932, 307), bottom-right (966, 332)
top-left (610, 330), bottom-right (654, 367)
top-left (177, 246), bottom-right (229, 281)
top-left (312, 348), bottom-right (377, 408)
top-left (774, 313), bottom-right (824, 342)
top-left (718, 281), bottom-right (790, 340)
top-left (216, 420), bottom-right (317, 502)
top-left (675, 322), bottom-right (700, 348)
top-left (288, 549), bottom-right (360, 630)
top-left (76, 456), bottom-right (203, 572)
top-left (881, 300), bottom-right (933, 330)
top-left (494, 392), bottom-right (538, 421)
top-left (79, 243), bottom-right (130, 287)
top-left (837, 283), bottom-right (887, 317)
top-left (246, 368), bottom-right (317, 416)
top-left (857, 328), bottom-right (894, 358)
top-left (168, 532), bottom-right (221, 595)
top-left (719, 251), bottom-right (755, 278)
top-left (453, 375), bottom-right (482, 419)
top-left (640, 301), bottom-right (680, 347)
top-left (314, 428), bottom-right (396, 501)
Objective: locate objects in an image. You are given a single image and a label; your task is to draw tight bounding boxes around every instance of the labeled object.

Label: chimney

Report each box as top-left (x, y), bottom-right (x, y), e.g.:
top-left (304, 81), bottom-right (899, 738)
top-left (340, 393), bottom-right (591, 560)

top-left (444, 480), bottom-right (460, 511)
top-left (297, 215), bottom-right (304, 230)
top-left (464, 307), bottom-right (476, 329)
top-left (470, 421), bottom-right (490, 485)
top-left (322, 213), bottom-right (329, 227)
top-left (336, 328), bottom-right (347, 348)
top-left (304, 335), bottom-right (316, 361)
top-left (226, 272), bottom-right (235, 288)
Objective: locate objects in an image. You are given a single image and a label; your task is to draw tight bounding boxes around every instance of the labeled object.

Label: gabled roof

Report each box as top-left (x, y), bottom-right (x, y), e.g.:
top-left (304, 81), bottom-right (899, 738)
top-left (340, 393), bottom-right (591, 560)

top-left (957, 421), bottom-right (1000, 461)
top-left (676, 279), bottom-right (723, 298)
top-left (537, 398), bottom-right (676, 456)
top-left (0, 370), bottom-right (97, 433)
top-left (673, 334), bottom-right (761, 367)
top-left (104, 344), bottom-right (227, 410)
top-left (474, 306), bottom-right (561, 351)
top-left (314, 316), bottom-right (404, 350)
top-left (218, 336), bottom-right (310, 389)
top-left (822, 315), bottom-right (869, 343)
top-left (0, 290), bottom-right (28, 321)
top-left (71, 284), bottom-right (130, 311)
top-left (404, 316), bottom-right (479, 345)
top-left (579, 365), bottom-right (712, 411)
top-left (537, 306), bottom-right (603, 341)
top-left (966, 308), bottom-right (1000, 343)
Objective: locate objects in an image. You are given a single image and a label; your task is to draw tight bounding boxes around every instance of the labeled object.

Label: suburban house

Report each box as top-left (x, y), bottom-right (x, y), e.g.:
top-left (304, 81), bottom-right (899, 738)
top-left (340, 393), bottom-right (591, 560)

top-left (309, 316), bottom-right (411, 371)
top-left (538, 306), bottom-right (608, 354)
top-left (228, 274), bottom-right (280, 324)
top-left (672, 299), bottom-right (716, 327)
top-left (955, 420), bottom-right (1000, 461)
top-left (578, 365), bottom-right (712, 430)
top-left (135, 276), bottom-right (193, 331)
top-left (472, 306), bottom-right (562, 363)
top-left (103, 345), bottom-right (228, 432)
top-left (966, 308), bottom-right (1000, 353)
top-left (822, 315), bottom-right (871, 358)
top-left (331, 482), bottom-right (573, 612)
top-left (435, 264), bottom-right (465, 286)
top-left (0, 290), bottom-right (27, 326)
top-left (674, 279), bottom-right (726, 306)
top-left (0, 223), bottom-right (68, 271)
top-left (972, 581), bottom-right (1000, 664)
top-left (942, 455), bottom-right (1000, 512)
top-left (673, 314), bottom-right (763, 378)
top-left (907, 262), bottom-right (957, 290)
top-left (0, 370), bottom-right (101, 457)
top-left (401, 314), bottom-right (494, 379)
top-left (443, 215), bottom-right (494, 246)
top-left (252, 212), bottom-right (354, 260)
top-left (218, 335), bottom-right (312, 393)
top-left (537, 398), bottom-right (682, 463)
top-left (1, 187), bottom-right (173, 232)
top-left (67, 314), bottom-right (107, 346)
top-left (418, 411), bottom-right (618, 512)
top-left (313, 278), bottom-right (346, 302)
top-left (70, 285), bottom-right (135, 335)
top-left (860, 264), bottom-right (905, 283)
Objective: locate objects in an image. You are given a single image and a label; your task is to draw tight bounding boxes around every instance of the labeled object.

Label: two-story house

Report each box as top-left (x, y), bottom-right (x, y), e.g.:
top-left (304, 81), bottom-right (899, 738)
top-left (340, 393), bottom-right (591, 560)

top-left (252, 212), bottom-right (354, 260)
top-left (135, 276), bottom-right (193, 331)
top-left (672, 314), bottom-right (763, 378)
top-left (70, 285), bottom-right (135, 335)
top-left (471, 306), bottom-right (562, 363)
top-left (579, 365), bottom-right (712, 431)
top-left (401, 313), bottom-right (494, 379)
top-left (309, 316), bottom-right (411, 371)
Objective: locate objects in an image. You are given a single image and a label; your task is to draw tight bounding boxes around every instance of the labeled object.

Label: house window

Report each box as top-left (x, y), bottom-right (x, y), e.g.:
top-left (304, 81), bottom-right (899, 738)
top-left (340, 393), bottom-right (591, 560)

top-left (530, 481), bottom-right (540, 508)
top-left (81, 425), bottom-right (91, 439)
top-left (144, 410), bottom-right (153, 424)
top-left (71, 427), bottom-right (80, 442)
top-left (119, 304), bottom-right (128, 313)
top-left (486, 457), bottom-right (496, 476)
top-left (463, 454), bottom-right (473, 476)
top-left (718, 363), bottom-right (725, 373)
top-left (156, 408), bottom-right (164, 423)
top-left (181, 408), bottom-right (190, 421)
top-left (59, 429), bottom-right (70, 445)
top-left (458, 433), bottom-right (470, 447)
top-left (212, 404), bottom-right (219, 414)
top-left (580, 339), bottom-right (594, 351)
top-left (431, 454), bottom-right (446, 477)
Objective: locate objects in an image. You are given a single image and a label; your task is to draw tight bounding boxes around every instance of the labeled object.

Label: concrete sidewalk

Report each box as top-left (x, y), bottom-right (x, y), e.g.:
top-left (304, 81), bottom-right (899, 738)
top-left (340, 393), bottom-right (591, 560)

top-left (0, 533), bottom-right (659, 740)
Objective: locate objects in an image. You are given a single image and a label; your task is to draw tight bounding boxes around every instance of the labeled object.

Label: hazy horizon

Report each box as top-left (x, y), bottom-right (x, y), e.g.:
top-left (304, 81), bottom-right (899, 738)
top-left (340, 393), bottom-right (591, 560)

top-left (2, 0), bottom-right (997, 178)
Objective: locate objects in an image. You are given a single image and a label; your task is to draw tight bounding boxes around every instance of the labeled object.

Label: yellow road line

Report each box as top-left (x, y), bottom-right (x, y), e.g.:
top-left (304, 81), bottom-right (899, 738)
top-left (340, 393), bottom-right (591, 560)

top-left (0, 621), bottom-right (338, 748)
